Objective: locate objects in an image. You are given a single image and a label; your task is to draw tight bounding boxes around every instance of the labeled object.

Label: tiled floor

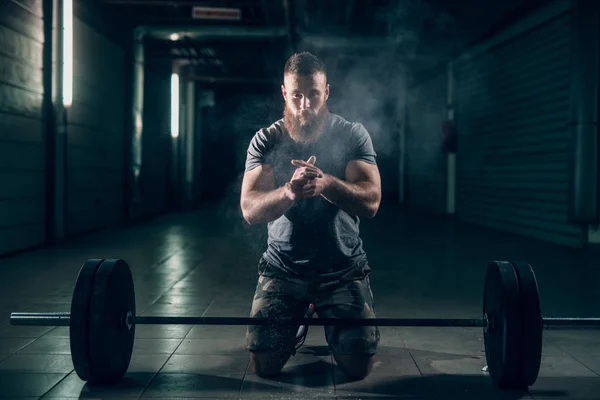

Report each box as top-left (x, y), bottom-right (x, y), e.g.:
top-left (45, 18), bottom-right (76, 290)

top-left (0, 199), bottom-right (598, 399)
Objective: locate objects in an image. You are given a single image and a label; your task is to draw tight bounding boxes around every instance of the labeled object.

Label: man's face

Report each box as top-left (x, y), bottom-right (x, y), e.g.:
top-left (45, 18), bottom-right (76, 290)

top-left (282, 72), bottom-right (329, 122)
top-left (282, 72), bottom-right (330, 143)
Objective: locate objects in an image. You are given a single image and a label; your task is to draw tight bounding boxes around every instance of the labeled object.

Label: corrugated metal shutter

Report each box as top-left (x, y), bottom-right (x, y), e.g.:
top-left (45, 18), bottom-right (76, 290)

top-left (406, 73), bottom-right (448, 214)
top-left (66, 18), bottom-right (126, 235)
top-left (454, 11), bottom-right (585, 247)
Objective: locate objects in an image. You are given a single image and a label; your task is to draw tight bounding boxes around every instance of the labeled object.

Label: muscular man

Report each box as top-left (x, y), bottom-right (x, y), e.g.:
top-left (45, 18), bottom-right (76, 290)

top-left (240, 52), bottom-right (382, 379)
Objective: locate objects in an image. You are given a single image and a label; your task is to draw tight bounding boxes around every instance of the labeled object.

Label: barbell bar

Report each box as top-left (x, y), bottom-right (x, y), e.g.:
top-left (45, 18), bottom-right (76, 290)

top-left (7, 257), bottom-right (600, 391)
top-left (9, 312), bottom-right (600, 329)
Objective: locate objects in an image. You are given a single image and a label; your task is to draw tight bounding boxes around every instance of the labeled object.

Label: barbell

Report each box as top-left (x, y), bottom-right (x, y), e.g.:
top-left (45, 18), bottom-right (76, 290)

top-left (9, 258), bottom-right (600, 389)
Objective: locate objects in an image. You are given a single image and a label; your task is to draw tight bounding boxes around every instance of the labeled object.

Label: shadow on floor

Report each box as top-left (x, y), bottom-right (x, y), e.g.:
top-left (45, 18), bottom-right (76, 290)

top-left (253, 370), bottom-right (532, 399)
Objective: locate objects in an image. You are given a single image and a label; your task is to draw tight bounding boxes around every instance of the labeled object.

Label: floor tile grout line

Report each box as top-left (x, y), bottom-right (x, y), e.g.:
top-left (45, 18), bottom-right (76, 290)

top-left (0, 337), bottom-right (37, 360)
top-left (553, 344), bottom-right (600, 377)
top-left (134, 294), bottom-right (223, 396)
top-left (396, 333), bottom-right (426, 378)
top-left (238, 353), bottom-right (251, 400)
top-left (136, 346), bottom-right (179, 398)
top-left (36, 368), bottom-right (74, 399)
top-left (134, 247), bottom-right (203, 316)
top-left (135, 294), bottom-right (215, 397)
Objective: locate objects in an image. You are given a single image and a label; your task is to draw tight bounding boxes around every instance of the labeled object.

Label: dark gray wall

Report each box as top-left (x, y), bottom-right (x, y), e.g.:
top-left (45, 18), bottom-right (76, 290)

top-left (0, 0), bottom-right (131, 256)
top-left (0, 0), bottom-right (46, 255)
top-left (65, 16), bottom-right (127, 235)
top-left (136, 57), bottom-right (172, 218)
top-left (405, 72), bottom-right (448, 214)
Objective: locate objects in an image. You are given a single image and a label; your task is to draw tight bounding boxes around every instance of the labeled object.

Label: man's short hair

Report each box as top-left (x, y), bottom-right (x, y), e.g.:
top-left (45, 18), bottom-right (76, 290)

top-left (283, 52), bottom-right (327, 79)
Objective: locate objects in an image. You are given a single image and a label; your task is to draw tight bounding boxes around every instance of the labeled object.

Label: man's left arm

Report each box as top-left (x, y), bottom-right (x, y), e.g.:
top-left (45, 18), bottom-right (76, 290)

top-left (320, 160), bottom-right (382, 218)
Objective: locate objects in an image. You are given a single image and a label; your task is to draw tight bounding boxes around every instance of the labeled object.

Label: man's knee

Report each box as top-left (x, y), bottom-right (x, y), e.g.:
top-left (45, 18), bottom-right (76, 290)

top-left (334, 353), bottom-right (375, 379)
top-left (249, 350), bottom-right (291, 377)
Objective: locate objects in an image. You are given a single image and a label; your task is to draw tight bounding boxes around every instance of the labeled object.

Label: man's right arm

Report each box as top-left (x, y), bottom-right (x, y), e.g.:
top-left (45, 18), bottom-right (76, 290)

top-left (240, 164), bottom-right (295, 225)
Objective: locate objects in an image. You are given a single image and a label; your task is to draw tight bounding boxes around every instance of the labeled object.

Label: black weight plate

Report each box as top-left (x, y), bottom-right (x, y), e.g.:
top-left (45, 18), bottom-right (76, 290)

top-left (483, 261), bottom-right (523, 389)
top-left (512, 261), bottom-right (543, 387)
top-left (88, 259), bottom-right (136, 384)
top-left (70, 258), bottom-right (104, 382)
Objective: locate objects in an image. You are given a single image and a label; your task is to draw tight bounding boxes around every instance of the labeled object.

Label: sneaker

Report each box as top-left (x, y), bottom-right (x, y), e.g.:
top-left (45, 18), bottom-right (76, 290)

top-left (295, 303), bottom-right (315, 349)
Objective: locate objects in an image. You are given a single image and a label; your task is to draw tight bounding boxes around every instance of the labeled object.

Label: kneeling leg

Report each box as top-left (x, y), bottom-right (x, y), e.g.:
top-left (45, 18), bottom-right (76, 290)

top-left (245, 274), bottom-right (309, 377)
top-left (318, 276), bottom-right (381, 379)
top-left (248, 350), bottom-right (292, 377)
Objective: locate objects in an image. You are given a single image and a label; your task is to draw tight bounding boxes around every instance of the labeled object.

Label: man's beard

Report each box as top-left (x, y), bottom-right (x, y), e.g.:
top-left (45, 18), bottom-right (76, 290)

top-left (283, 104), bottom-right (329, 144)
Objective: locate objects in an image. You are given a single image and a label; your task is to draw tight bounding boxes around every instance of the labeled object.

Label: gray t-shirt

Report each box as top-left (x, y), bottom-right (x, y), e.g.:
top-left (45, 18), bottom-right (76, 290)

top-left (245, 112), bottom-right (377, 281)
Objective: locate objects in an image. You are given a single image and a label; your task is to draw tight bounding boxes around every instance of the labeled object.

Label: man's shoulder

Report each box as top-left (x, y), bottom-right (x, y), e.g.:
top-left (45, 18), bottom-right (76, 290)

top-left (254, 118), bottom-right (285, 142)
top-left (329, 113), bottom-right (352, 129)
top-left (245, 119), bottom-right (285, 170)
top-left (262, 118), bottom-right (286, 134)
top-left (328, 113), bottom-right (368, 138)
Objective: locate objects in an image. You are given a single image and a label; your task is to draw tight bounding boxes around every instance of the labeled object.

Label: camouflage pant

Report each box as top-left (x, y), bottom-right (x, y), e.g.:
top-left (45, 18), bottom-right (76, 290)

top-left (245, 264), bottom-right (380, 356)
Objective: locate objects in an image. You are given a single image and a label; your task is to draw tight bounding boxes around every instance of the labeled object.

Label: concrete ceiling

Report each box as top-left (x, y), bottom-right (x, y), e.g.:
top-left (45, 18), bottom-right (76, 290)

top-left (96, 0), bottom-right (551, 84)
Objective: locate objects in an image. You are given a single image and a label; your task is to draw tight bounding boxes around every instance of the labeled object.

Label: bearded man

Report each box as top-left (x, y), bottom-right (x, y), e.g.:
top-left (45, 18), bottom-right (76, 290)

top-left (240, 52), bottom-right (382, 379)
